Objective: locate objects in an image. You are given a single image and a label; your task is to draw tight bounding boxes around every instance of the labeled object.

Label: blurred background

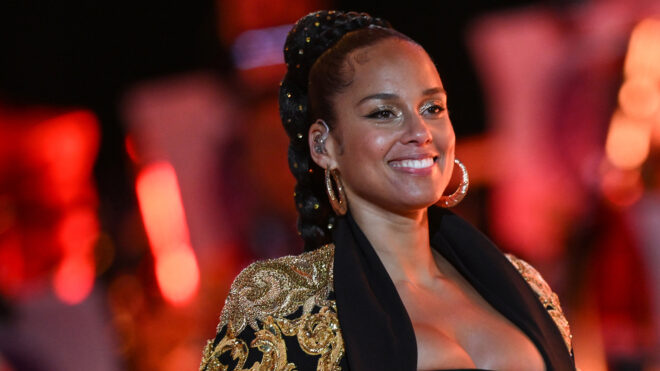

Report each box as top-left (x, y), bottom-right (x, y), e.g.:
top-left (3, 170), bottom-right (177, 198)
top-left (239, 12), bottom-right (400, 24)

top-left (0, 0), bottom-right (659, 370)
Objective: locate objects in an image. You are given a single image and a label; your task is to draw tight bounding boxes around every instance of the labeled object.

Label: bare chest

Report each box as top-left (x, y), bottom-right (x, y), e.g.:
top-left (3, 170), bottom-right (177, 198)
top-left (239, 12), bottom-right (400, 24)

top-left (397, 281), bottom-right (546, 371)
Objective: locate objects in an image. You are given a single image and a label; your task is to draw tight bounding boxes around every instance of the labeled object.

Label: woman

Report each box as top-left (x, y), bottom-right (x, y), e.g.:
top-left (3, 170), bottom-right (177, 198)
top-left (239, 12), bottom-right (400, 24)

top-left (200, 10), bottom-right (575, 371)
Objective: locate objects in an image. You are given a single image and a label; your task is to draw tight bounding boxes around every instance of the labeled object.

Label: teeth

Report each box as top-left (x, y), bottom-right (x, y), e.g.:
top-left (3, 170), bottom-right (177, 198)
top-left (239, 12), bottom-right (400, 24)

top-left (390, 158), bottom-right (434, 169)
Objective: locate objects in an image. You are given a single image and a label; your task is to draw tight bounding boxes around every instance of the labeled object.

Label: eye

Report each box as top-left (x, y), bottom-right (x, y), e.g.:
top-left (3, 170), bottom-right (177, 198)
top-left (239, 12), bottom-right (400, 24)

top-left (367, 110), bottom-right (394, 119)
top-left (365, 107), bottom-right (400, 120)
top-left (422, 103), bottom-right (446, 115)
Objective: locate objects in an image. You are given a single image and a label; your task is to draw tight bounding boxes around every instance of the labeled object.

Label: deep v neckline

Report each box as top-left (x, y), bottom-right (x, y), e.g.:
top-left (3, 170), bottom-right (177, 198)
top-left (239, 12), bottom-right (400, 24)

top-left (332, 207), bottom-right (575, 371)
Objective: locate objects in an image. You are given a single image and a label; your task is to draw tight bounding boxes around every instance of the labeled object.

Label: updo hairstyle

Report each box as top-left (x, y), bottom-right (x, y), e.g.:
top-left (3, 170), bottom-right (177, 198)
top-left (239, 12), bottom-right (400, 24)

top-left (279, 10), bottom-right (413, 251)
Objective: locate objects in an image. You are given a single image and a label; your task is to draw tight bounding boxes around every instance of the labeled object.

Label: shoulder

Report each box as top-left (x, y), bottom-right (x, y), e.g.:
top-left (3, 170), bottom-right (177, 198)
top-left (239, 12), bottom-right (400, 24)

top-left (200, 244), bottom-right (341, 371)
top-left (504, 253), bottom-right (574, 355)
top-left (217, 243), bottom-right (335, 335)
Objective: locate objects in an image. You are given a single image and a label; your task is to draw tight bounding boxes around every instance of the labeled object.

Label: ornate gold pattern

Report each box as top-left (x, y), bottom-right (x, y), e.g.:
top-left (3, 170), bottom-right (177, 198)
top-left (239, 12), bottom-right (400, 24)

top-left (277, 304), bottom-right (344, 370)
top-left (505, 254), bottom-right (573, 354)
top-left (218, 244), bottom-right (335, 334)
top-left (200, 303), bottom-right (344, 370)
top-left (200, 244), bottom-right (343, 371)
top-left (201, 329), bottom-right (250, 371)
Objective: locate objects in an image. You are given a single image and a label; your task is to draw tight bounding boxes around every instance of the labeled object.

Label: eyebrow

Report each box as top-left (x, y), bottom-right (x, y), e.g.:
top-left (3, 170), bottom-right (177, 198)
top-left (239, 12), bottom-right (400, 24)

top-left (422, 87), bottom-right (446, 96)
top-left (356, 87), bottom-right (446, 106)
top-left (356, 93), bottom-right (397, 106)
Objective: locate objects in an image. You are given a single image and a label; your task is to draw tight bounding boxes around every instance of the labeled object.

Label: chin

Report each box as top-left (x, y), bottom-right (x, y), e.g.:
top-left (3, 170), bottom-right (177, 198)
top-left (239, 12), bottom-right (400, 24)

top-left (391, 195), bottom-right (440, 213)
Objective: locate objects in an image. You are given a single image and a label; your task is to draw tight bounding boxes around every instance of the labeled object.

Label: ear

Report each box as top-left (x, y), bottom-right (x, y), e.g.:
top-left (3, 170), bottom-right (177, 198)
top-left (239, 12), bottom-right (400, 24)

top-left (308, 119), bottom-right (338, 170)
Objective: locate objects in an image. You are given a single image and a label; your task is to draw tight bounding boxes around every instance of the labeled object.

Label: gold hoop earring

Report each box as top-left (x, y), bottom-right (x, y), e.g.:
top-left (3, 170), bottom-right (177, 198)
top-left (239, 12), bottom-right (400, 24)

top-left (437, 158), bottom-right (469, 208)
top-left (325, 168), bottom-right (347, 215)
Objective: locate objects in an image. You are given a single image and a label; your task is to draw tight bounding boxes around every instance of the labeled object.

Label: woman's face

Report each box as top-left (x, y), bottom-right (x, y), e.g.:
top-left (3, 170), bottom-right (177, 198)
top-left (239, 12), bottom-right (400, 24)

top-left (315, 37), bottom-right (456, 216)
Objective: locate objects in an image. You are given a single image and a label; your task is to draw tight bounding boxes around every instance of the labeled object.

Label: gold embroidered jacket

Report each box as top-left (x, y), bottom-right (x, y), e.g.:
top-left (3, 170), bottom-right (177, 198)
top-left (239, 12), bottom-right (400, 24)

top-left (200, 246), bottom-right (572, 370)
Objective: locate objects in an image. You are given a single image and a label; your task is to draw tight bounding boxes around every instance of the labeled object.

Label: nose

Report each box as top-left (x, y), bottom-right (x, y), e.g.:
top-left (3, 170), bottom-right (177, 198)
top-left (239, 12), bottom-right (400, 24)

top-left (402, 113), bottom-right (433, 145)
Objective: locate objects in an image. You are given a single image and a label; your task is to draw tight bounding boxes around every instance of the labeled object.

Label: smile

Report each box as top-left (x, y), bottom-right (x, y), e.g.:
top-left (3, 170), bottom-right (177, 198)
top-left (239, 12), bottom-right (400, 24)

top-left (388, 156), bottom-right (436, 169)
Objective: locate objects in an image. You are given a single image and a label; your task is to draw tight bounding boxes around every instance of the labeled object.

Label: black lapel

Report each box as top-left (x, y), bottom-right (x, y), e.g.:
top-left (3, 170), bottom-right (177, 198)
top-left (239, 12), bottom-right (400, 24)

top-left (333, 207), bottom-right (575, 371)
top-left (428, 206), bottom-right (575, 371)
top-left (333, 212), bottom-right (417, 371)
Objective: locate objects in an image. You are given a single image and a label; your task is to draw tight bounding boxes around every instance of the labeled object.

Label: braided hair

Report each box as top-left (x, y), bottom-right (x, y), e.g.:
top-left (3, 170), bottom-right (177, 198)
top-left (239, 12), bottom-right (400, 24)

top-left (279, 10), bottom-right (413, 251)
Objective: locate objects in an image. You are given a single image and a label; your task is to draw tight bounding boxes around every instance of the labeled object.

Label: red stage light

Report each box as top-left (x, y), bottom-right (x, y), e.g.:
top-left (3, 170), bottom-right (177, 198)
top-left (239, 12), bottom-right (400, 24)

top-left (605, 111), bottom-right (651, 170)
top-left (0, 107), bottom-right (100, 303)
top-left (0, 236), bottom-right (24, 297)
top-left (135, 162), bottom-right (200, 305)
top-left (618, 78), bottom-right (660, 120)
top-left (155, 248), bottom-right (200, 305)
top-left (124, 135), bottom-right (139, 164)
top-left (53, 255), bottom-right (95, 305)
top-left (24, 110), bottom-right (99, 206)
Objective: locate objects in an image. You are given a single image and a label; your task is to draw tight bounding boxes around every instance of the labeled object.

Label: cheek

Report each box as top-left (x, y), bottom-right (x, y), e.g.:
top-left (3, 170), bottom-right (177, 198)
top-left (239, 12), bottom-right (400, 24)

top-left (344, 130), bottom-right (394, 164)
top-left (335, 128), bottom-right (396, 187)
top-left (434, 119), bottom-right (456, 144)
top-left (364, 133), bottom-right (392, 157)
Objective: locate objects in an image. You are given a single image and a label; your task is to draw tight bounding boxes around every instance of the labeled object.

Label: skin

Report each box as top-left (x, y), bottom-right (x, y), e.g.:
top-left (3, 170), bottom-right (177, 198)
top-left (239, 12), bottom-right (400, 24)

top-left (309, 38), bottom-right (545, 370)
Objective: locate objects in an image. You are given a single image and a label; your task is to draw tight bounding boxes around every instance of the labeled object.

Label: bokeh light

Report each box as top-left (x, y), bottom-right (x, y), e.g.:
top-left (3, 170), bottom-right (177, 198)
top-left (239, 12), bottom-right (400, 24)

top-left (53, 255), bottom-right (96, 305)
top-left (605, 111), bottom-right (651, 170)
top-left (135, 161), bottom-right (200, 305)
top-left (155, 248), bottom-right (200, 305)
top-left (618, 78), bottom-right (660, 120)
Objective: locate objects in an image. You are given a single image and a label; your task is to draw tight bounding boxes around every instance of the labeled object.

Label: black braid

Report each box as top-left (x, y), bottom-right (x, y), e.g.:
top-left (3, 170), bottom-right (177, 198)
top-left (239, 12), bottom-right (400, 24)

top-left (279, 10), bottom-right (408, 251)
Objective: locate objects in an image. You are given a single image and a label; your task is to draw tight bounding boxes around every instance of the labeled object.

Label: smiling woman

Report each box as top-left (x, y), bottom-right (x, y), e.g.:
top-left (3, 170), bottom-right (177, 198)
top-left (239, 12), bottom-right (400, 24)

top-left (200, 10), bottom-right (576, 371)
top-left (309, 38), bottom-right (455, 216)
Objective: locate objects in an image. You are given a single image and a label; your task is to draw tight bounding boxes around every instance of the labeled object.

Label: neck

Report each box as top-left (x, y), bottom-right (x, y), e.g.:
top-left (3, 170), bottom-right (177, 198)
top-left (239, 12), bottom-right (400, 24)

top-left (349, 202), bottom-right (441, 286)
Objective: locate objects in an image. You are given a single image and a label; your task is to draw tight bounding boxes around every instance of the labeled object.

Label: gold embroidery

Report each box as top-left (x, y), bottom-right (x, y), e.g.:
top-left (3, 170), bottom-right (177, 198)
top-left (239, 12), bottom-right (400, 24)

top-left (201, 329), bottom-right (250, 371)
top-left (505, 254), bottom-right (573, 354)
top-left (218, 244), bottom-right (335, 335)
top-left (251, 317), bottom-right (296, 370)
top-left (277, 304), bottom-right (344, 371)
top-left (200, 244), bottom-right (343, 371)
top-left (200, 303), bottom-right (343, 371)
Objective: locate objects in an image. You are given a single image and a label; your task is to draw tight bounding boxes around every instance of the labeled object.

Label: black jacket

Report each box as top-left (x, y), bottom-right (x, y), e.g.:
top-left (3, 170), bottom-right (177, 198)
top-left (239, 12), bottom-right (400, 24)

top-left (200, 207), bottom-right (576, 371)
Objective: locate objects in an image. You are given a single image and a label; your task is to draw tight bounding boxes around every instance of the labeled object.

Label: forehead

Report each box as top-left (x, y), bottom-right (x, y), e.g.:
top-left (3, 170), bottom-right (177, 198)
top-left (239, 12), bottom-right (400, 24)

top-left (343, 38), bottom-right (443, 97)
